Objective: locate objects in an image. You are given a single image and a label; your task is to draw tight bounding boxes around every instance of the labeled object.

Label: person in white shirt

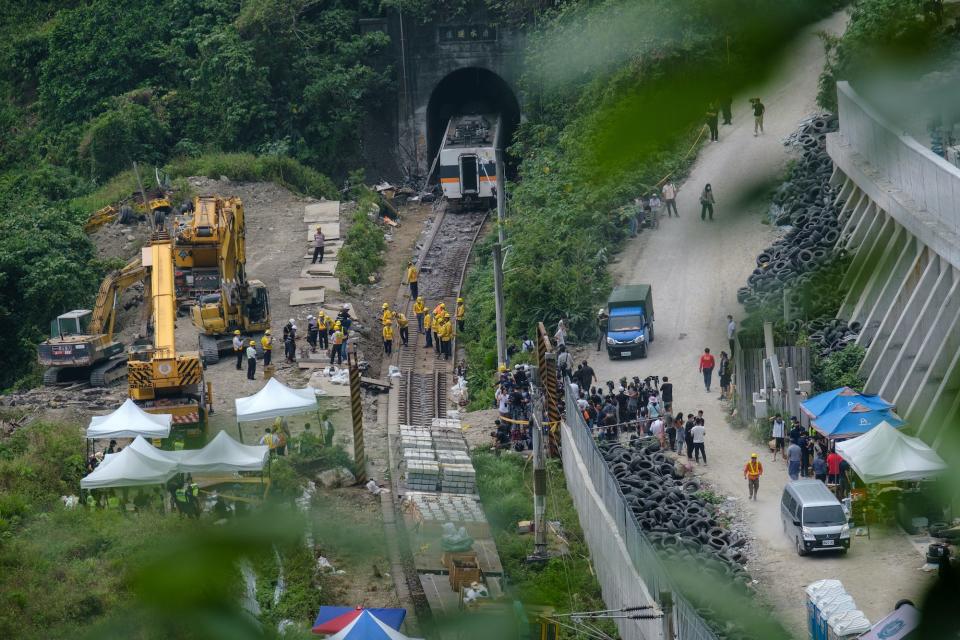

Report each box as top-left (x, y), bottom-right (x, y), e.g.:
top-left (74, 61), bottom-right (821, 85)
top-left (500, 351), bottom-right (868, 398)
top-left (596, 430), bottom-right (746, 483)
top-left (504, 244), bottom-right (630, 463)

top-left (662, 181), bottom-right (678, 217)
top-left (650, 416), bottom-right (665, 445)
top-left (727, 314), bottom-right (737, 356)
top-left (770, 413), bottom-right (786, 461)
top-left (232, 331), bottom-right (244, 371)
top-left (245, 340), bottom-right (257, 380)
top-left (690, 421), bottom-right (707, 464)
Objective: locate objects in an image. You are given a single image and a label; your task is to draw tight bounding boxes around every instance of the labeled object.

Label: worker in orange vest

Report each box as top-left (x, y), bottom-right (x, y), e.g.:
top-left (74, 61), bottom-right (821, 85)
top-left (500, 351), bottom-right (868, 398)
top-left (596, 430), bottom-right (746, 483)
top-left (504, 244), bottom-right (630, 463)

top-left (743, 453), bottom-right (763, 501)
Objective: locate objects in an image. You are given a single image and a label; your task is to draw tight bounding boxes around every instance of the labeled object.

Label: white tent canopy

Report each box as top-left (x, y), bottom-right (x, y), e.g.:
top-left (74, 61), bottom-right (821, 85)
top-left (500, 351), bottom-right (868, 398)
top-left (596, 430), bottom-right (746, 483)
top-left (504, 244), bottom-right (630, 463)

top-left (80, 443), bottom-right (178, 489)
top-left (178, 431), bottom-right (269, 473)
top-left (836, 421), bottom-right (948, 483)
top-left (235, 377), bottom-right (320, 423)
top-left (87, 398), bottom-right (172, 440)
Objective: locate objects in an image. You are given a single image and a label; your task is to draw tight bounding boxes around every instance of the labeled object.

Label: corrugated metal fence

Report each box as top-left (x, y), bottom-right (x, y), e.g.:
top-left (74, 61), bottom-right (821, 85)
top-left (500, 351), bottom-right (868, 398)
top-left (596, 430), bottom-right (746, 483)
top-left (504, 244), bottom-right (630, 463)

top-left (732, 337), bottom-right (810, 423)
top-left (562, 383), bottom-right (719, 640)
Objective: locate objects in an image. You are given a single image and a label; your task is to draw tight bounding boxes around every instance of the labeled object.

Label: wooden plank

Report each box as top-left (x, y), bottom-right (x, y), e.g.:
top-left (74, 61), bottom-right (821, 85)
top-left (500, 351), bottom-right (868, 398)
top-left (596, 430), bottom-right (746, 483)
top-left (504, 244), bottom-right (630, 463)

top-left (289, 288), bottom-right (325, 306)
top-left (304, 201), bottom-right (340, 223)
top-left (360, 376), bottom-right (391, 390)
top-left (300, 261), bottom-right (338, 278)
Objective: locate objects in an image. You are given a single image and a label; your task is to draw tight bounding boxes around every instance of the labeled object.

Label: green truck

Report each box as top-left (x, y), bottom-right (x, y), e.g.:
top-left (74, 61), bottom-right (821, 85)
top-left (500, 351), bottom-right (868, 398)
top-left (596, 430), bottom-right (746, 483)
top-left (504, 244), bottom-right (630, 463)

top-left (604, 284), bottom-right (655, 359)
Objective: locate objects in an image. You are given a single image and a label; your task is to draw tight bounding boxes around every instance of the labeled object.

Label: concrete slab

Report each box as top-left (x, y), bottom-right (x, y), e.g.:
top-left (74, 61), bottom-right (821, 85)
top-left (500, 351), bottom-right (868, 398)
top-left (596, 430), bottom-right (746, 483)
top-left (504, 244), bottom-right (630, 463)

top-left (304, 201), bottom-right (340, 223)
top-left (300, 261), bottom-right (338, 277)
top-left (279, 278), bottom-right (340, 293)
top-left (289, 288), bottom-right (325, 306)
top-left (306, 223), bottom-right (340, 242)
top-left (305, 372), bottom-right (352, 397)
top-left (413, 537), bottom-right (502, 575)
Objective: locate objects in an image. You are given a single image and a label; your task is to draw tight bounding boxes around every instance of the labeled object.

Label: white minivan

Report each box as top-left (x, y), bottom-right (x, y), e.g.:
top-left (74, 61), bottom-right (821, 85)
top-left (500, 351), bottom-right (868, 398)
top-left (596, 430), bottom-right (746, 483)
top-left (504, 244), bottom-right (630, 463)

top-left (781, 479), bottom-right (850, 556)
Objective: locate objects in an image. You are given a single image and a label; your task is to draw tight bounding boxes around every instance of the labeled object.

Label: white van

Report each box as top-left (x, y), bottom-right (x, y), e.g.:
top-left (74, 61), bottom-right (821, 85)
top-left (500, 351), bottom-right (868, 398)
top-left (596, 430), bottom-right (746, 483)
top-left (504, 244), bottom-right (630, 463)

top-left (781, 479), bottom-right (849, 556)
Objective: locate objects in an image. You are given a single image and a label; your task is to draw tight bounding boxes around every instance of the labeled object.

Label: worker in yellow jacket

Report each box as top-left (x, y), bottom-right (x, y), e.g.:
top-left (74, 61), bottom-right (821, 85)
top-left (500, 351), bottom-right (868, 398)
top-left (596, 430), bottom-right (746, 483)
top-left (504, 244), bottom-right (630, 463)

top-left (396, 312), bottom-right (409, 347)
top-left (438, 316), bottom-right (453, 361)
top-left (260, 330), bottom-right (273, 367)
top-left (413, 296), bottom-right (426, 333)
top-left (317, 311), bottom-right (329, 350)
top-left (423, 311), bottom-right (433, 348)
top-left (456, 297), bottom-right (465, 332)
top-left (404, 261), bottom-right (419, 300)
top-left (382, 318), bottom-right (394, 355)
top-left (329, 322), bottom-right (344, 365)
top-left (381, 302), bottom-right (393, 325)
top-left (432, 306), bottom-right (442, 355)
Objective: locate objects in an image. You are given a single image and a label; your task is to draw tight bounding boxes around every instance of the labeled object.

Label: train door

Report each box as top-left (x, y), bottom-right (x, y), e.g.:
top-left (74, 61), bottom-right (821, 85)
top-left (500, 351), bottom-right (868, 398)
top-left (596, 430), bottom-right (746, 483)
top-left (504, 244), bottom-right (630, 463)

top-left (459, 154), bottom-right (479, 195)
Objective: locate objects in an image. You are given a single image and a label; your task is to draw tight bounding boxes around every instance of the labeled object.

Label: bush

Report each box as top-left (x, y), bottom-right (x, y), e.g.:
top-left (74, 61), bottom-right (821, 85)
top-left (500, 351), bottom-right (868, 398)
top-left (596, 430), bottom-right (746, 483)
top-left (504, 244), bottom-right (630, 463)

top-left (812, 343), bottom-right (866, 392)
top-left (165, 153), bottom-right (336, 200)
top-left (79, 98), bottom-right (170, 181)
top-left (336, 188), bottom-right (386, 287)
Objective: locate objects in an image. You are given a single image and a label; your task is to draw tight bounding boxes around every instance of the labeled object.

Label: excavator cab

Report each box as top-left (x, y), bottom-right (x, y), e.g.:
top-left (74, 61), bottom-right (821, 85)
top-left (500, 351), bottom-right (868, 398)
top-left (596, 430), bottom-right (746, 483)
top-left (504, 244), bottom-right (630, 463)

top-left (245, 281), bottom-right (270, 326)
top-left (51, 310), bottom-right (93, 338)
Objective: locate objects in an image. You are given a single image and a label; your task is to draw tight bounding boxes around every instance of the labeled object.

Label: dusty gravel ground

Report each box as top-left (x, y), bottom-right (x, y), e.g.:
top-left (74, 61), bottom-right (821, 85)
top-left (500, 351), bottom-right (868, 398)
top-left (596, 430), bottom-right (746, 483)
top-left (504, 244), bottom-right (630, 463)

top-left (574, 10), bottom-right (932, 635)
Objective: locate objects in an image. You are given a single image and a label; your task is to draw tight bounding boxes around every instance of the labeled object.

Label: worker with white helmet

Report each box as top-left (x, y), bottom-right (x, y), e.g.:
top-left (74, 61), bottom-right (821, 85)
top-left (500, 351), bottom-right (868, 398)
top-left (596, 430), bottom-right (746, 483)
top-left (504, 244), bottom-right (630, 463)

top-left (596, 307), bottom-right (609, 352)
top-left (283, 318), bottom-right (297, 363)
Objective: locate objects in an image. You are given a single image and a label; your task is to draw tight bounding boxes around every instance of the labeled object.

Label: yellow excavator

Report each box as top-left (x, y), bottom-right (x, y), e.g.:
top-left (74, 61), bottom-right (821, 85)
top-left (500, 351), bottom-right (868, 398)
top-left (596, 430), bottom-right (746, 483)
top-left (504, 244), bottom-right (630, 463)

top-left (181, 196), bottom-right (270, 364)
top-left (38, 257), bottom-right (150, 386)
top-left (128, 232), bottom-right (207, 440)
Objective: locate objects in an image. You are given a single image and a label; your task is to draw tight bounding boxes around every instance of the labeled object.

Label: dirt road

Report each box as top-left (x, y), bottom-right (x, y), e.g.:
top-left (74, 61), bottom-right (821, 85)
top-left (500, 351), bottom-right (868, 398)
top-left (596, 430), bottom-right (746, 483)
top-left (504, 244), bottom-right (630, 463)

top-left (579, 10), bottom-right (932, 634)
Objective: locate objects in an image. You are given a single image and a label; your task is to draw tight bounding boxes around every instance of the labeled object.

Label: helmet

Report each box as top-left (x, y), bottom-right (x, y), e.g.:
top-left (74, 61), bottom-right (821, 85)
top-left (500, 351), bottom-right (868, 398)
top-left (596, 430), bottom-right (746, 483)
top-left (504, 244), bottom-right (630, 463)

top-left (307, 314), bottom-right (314, 320)
top-left (440, 302), bottom-right (446, 308)
top-left (289, 318), bottom-right (295, 324)
top-left (598, 307), bottom-right (605, 315)
top-left (249, 340), bottom-right (256, 346)
top-left (234, 330), bottom-right (241, 335)
top-left (498, 364), bottom-right (508, 372)
top-left (342, 303), bottom-right (349, 310)
top-left (416, 296), bottom-right (423, 302)
top-left (751, 453), bottom-right (758, 458)
top-left (408, 260), bottom-right (413, 265)
top-left (457, 297), bottom-right (463, 303)
top-left (382, 303), bottom-right (389, 309)
top-left (334, 323), bottom-right (342, 330)
top-left (265, 330), bottom-right (271, 335)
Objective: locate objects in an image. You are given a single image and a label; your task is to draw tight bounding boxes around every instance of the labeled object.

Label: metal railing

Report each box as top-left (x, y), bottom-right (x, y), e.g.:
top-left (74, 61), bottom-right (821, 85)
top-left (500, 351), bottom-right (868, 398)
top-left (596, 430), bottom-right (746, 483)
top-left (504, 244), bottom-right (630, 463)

top-left (563, 383), bottom-right (718, 640)
top-left (835, 81), bottom-right (960, 258)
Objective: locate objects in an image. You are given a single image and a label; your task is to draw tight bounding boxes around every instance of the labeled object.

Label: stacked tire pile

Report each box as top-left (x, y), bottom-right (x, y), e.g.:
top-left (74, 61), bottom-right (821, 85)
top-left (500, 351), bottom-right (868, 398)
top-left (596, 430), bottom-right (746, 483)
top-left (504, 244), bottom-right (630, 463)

top-left (737, 114), bottom-right (861, 356)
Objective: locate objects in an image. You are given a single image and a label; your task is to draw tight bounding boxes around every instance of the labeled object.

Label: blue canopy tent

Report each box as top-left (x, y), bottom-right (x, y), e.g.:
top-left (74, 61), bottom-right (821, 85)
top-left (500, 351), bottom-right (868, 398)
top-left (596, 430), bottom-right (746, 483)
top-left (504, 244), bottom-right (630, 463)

top-left (800, 387), bottom-right (893, 419)
top-left (312, 607), bottom-right (407, 635)
top-left (811, 403), bottom-right (905, 439)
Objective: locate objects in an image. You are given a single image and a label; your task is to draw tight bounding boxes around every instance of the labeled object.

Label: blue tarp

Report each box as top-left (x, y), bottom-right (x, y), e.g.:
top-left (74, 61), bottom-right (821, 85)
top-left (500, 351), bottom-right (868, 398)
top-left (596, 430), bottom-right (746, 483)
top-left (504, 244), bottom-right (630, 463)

top-left (800, 387), bottom-right (893, 418)
top-left (811, 403), bottom-right (905, 438)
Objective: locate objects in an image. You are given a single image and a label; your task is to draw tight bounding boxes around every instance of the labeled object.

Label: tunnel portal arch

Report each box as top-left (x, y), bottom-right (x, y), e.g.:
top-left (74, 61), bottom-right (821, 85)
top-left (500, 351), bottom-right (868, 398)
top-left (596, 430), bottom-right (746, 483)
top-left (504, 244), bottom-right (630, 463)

top-left (425, 67), bottom-right (521, 171)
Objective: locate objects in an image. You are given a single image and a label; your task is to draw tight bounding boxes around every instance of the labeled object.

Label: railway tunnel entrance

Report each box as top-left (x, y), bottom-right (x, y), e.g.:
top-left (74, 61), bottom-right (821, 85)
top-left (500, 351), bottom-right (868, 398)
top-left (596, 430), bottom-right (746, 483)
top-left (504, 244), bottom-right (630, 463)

top-left (425, 67), bottom-right (521, 174)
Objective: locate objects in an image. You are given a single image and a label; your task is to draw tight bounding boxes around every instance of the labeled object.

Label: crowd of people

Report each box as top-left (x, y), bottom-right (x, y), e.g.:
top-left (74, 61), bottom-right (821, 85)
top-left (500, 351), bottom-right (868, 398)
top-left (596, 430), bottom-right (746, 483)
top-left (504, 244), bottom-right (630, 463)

top-left (767, 413), bottom-right (851, 495)
top-left (491, 363), bottom-right (535, 453)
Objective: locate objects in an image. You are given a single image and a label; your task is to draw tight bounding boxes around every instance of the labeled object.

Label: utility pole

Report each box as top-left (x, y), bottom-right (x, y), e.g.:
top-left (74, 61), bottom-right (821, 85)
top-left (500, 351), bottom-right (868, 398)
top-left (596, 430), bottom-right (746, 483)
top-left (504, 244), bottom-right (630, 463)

top-left (347, 351), bottom-right (367, 484)
top-left (492, 242), bottom-right (507, 368)
top-left (495, 147), bottom-right (506, 245)
top-left (532, 399), bottom-right (548, 558)
top-left (492, 147), bottom-right (508, 368)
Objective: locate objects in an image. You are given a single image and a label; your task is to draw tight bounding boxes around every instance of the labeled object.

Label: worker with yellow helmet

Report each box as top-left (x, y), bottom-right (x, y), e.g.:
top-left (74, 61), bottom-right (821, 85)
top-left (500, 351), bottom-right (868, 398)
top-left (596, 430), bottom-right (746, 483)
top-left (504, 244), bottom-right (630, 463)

top-left (317, 310), bottom-right (329, 350)
top-left (261, 329), bottom-right (273, 366)
top-left (232, 329), bottom-right (244, 371)
top-left (382, 317), bottom-right (394, 355)
top-left (438, 315), bottom-right (453, 361)
top-left (423, 309), bottom-right (434, 348)
top-left (404, 260), bottom-right (419, 300)
top-left (381, 302), bottom-right (393, 325)
top-left (246, 340), bottom-right (258, 380)
top-left (413, 296), bottom-right (426, 333)
top-left (743, 453), bottom-right (763, 500)
top-left (329, 321), bottom-right (344, 365)
top-left (396, 311), bottom-right (409, 347)
top-left (432, 306), bottom-right (442, 355)
top-left (456, 297), bottom-right (465, 332)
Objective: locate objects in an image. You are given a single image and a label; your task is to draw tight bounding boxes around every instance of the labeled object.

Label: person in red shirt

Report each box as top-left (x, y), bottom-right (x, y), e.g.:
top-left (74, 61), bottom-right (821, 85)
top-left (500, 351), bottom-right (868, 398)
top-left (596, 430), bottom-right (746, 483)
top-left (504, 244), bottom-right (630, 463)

top-left (826, 450), bottom-right (843, 485)
top-left (699, 347), bottom-right (716, 392)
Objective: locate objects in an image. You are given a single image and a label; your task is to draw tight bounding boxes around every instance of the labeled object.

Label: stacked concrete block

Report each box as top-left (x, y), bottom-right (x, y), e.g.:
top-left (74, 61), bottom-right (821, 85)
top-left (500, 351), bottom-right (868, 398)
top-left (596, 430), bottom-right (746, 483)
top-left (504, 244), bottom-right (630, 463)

top-left (441, 463), bottom-right (477, 494)
top-left (431, 429), bottom-right (468, 452)
top-left (435, 449), bottom-right (471, 465)
top-left (431, 418), bottom-right (462, 429)
top-left (406, 460), bottom-right (441, 492)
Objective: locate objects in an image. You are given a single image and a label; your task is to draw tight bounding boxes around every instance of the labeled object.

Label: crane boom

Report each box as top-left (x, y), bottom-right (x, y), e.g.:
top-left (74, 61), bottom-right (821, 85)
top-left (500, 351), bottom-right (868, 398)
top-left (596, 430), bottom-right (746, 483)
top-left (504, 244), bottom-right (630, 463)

top-left (88, 256), bottom-right (149, 340)
top-left (149, 237), bottom-right (178, 359)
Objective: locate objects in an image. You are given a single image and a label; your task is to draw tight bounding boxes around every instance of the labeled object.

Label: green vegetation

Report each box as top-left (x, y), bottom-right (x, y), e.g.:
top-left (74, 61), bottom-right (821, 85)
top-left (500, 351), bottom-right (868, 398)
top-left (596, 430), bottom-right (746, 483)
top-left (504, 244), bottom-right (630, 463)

top-left (812, 343), bottom-right (866, 392)
top-left (462, 0), bottom-right (844, 404)
top-left (337, 187), bottom-right (388, 287)
top-left (817, 0), bottom-right (954, 112)
top-left (472, 450), bottom-right (615, 638)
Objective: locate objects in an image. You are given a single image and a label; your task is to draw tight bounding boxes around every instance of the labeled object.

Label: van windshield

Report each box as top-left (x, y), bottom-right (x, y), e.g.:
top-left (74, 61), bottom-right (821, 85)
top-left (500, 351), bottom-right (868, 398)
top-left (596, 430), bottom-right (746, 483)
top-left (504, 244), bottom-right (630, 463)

top-left (608, 315), bottom-right (644, 332)
top-left (803, 505), bottom-right (845, 526)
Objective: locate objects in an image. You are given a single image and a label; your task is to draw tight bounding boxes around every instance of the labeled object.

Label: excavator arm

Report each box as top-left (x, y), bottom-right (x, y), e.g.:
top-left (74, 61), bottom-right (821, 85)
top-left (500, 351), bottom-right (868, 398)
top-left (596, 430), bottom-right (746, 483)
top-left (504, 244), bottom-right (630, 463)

top-left (88, 256), bottom-right (150, 340)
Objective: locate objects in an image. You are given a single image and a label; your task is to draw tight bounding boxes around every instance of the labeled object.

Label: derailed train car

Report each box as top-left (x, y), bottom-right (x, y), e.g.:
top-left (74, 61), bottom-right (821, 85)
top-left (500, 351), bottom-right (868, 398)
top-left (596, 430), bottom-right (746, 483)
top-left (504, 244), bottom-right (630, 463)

top-left (438, 114), bottom-right (502, 208)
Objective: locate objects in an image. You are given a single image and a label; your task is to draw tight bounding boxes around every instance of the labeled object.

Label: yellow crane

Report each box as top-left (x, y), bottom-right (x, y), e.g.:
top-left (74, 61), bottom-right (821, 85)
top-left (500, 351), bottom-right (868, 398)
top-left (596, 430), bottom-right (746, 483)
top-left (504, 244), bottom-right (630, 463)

top-left (180, 196), bottom-right (270, 364)
top-left (38, 256), bottom-right (150, 386)
top-left (128, 232), bottom-right (208, 441)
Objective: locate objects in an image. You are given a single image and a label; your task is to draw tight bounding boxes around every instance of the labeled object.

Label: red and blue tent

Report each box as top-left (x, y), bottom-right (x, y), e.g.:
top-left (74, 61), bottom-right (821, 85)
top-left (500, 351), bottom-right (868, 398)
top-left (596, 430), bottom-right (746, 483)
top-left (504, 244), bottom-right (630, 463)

top-left (312, 607), bottom-right (407, 636)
